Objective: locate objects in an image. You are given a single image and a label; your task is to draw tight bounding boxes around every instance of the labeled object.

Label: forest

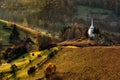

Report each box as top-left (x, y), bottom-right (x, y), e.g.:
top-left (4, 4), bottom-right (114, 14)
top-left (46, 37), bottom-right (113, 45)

top-left (0, 0), bottom-right (120, 33)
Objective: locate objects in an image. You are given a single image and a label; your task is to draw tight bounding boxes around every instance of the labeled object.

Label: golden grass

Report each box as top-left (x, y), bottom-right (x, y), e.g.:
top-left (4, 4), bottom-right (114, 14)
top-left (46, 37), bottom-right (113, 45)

top-left (65, 46), bottom-right (78, 48)
top-left (0, 63), bottom-right (11, 72)
top-left (1, 47), bottom-right (59, 79)
top-left (35, 46), bottom-right (120, 80)
top-left (3, 46), bottom-right (120, 80)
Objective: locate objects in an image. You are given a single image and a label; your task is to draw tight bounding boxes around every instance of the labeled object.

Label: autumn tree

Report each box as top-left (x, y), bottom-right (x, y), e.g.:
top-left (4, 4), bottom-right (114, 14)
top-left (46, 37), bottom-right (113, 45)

top-left (60, 24), bottom-right (82, 40)
top-left (38, 0), bottom-right (74, 23)
top-left (37, 34), bottom-right (53, 50)
top-left (79, 27), bottom-right (89, 39)
top-left (74, 28), bottom-right (81, 39)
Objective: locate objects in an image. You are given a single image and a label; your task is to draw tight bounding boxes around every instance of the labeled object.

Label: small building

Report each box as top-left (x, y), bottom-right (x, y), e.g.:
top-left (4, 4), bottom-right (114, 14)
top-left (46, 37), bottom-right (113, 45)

top-left (88, 19), bottom-right (95, 39)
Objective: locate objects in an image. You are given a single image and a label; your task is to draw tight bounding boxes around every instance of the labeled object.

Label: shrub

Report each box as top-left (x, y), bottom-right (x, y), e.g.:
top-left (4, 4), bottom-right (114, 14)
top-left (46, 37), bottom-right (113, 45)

top-left (37, 35), bottom-right (53, 50)
top-left (37, 63), bottom-right (39, 66)
top-left (29, 59), bottom-right (32, 63)
top-left (27, 66), bottom-right (36, 75)
top-left (48, 52), bottom-right (55, 58)
top-left (38, 54), bottom-right (41, 58)
top-left (44, 63), bottom-right (56, 79)
top-left (0, 72), bottom-right (4, 79)
top-left (22, 56), bottom-right (25, 58)
top-left (32, 53), bottom-right (34, 56)
top-left (11, 64), bottom-right (17, 75)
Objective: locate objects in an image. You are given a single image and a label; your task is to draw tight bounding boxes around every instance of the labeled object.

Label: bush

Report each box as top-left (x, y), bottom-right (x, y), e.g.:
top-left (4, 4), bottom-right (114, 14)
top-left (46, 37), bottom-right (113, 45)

top-left (38, 35), bottom-right (53, 50)
top-left (48, 52), bottom-right (55, 58)
top-left (37, 63), bottom-right (39, 66)
top-left (4, 45), bottom-right (28, 62)
top-left (32, 53), bottom-right (34, 56)
top-left (29, 59), bottom-right (32, 63)
top-left (22, 56), bottom-right (25, 58)
top-left (38, 54), bottom-right (41, 58)
top-left (27, 66), bottom-right (36, 75)
top-left (0, 72), bottom-right (4, 79)
top-left (44, 63), bottom-right (56, 79)
top-left (11, 64), bottom-right (17, 75)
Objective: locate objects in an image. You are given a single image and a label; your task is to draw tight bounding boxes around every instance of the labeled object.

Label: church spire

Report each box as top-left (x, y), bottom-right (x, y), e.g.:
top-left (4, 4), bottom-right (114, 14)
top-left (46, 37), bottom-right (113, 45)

top-left (91, 18), bottom-right (93, 26)
top-left (88, 18), bottom-right (95, 39)
top-left (90, 18), bottom-right (94, 29)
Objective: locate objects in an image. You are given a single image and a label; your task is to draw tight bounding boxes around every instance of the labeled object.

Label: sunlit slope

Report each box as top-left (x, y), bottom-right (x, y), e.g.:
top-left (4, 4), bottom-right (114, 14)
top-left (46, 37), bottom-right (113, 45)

top-left (35, 46), bottom-right (120, 80)
top-left (0, 47), bottom-right (59, 80)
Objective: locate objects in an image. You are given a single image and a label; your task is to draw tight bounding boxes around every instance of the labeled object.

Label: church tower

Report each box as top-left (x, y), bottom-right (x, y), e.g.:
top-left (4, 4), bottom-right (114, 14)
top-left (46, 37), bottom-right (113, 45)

top-left (88, 19), bottom-right (95, 39)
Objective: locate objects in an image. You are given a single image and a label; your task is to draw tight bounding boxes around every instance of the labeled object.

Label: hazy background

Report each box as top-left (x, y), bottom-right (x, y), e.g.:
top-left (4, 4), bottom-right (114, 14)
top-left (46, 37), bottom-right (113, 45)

top-left (0, 0), bottom-right (120, 33)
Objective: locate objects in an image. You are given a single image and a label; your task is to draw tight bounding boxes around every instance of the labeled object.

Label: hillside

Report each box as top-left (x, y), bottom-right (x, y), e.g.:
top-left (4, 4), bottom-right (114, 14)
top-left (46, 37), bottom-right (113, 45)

top-left (0, 0), bottom-right (120, 80)
top-left (0, 22), bottom-right (11, 45)
top-left (33, 46), bottom-right (120, 80)
top-left (0, 45), bottom-right (120, 80)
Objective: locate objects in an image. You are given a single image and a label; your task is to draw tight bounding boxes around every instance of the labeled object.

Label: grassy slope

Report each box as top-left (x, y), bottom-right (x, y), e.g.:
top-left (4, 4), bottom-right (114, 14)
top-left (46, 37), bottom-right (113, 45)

top-left (0, 21), bottom-right (23, 45)
top-left (1, 46), bottom-right (120, 80)
top-left (0, 22), bottom-right (11, 45)
top-left (0, 47), bottom-right (59, 80)
top-left (34, 46), bottom-right (120, 80)
top-left (0, 50), bottom-right (46, 80)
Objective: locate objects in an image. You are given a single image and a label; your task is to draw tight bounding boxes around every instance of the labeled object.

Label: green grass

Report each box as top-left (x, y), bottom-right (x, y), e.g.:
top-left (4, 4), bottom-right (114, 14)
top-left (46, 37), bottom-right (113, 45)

top-left (13, 47), bottom-right (58, 79)
top-left (0, 47), bottom-right (59, 79)
top-left (0, 22), bottom-right (11, 45)
top-left (0, 21), bottom-right (27, 45)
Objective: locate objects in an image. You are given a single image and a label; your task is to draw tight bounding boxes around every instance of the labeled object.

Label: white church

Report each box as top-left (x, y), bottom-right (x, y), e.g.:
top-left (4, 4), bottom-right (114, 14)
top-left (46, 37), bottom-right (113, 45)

top-left (88, 19), bottom-right (95, 39)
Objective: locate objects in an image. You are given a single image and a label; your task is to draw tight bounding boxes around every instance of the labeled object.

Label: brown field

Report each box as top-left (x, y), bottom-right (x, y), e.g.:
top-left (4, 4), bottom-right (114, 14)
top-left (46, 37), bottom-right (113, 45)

top-left (33, 46), bottom-right (120, 80)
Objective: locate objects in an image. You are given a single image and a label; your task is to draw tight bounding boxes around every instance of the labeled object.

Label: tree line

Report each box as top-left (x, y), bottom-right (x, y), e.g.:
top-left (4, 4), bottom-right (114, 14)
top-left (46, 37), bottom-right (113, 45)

top-left (76, 0), bottom-right (120, 15)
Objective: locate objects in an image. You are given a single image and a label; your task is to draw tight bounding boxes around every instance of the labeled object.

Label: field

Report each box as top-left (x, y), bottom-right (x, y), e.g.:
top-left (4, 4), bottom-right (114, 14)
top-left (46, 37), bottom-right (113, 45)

top-left (33, 46), bottom-right (120, 80)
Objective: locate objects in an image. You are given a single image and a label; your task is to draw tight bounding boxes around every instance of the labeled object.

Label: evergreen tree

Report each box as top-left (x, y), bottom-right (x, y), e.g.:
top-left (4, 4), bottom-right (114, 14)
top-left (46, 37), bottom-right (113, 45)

top-left (9, 25), bottom-right (20, 44)
top-left (116, 0), bottom-right (120, 16)
top-left (94, 27), bottom-right (100, 34)
top-left (11, 64), bottom-right (17, 77)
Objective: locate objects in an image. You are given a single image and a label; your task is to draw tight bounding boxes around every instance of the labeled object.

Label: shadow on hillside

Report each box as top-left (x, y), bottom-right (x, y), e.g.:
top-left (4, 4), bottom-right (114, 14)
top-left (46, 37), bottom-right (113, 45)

top-left (52, 74), bottom-right (63, 80)
top-left (36, 73), bottom-right (63, 80)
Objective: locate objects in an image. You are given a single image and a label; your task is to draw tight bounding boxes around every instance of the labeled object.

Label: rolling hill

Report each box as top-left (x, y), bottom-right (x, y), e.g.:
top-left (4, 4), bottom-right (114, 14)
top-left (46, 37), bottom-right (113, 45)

top-left (20, 46), bottom-right (120, 80)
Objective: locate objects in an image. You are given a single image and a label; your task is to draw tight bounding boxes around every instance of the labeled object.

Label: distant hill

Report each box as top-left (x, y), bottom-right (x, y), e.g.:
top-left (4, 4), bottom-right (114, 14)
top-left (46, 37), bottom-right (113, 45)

top-left (76, 0), bottom-right (120, 15)
top-left (0, 0), bottom-right (120, 34)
